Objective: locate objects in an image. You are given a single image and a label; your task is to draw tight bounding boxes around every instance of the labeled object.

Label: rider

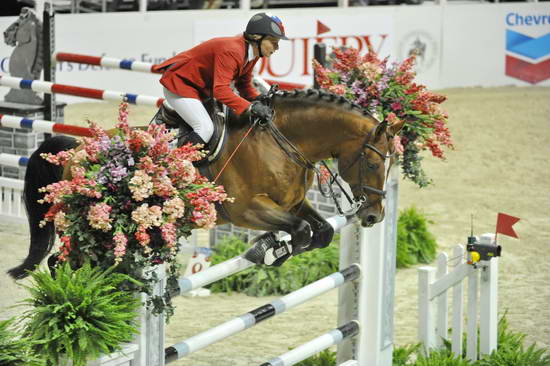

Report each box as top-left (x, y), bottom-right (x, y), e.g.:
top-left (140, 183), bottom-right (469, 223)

top-left (152, 13), bottom-right (288, 146)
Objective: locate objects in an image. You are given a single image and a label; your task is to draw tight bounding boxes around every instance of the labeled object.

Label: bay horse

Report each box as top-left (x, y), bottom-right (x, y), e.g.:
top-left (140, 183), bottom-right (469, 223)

top-left (8, 89), bottom-right (403, 279)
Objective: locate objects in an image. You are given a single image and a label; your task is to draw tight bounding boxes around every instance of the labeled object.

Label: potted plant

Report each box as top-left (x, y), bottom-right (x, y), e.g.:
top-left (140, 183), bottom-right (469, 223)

top-left (38, 102), bottom-right (231, 319)
top-left (17, 262), bottom-right (141, 366)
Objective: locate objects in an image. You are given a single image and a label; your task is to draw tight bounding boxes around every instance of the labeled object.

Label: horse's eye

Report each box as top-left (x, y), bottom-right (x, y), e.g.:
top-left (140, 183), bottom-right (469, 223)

top-left (367, 162), bottom-right (378, 170)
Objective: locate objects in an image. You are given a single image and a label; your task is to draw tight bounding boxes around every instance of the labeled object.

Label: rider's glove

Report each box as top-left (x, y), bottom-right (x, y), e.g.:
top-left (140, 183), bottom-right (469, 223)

top-left (254, 93), bottom-right (270, 104)
top-left (249, 101), bottom-right (273, 121)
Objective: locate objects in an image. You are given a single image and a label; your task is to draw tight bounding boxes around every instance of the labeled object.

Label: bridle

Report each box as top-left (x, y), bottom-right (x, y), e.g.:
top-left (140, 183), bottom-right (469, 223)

top-left (255, 85), bottom-right (394, 217)
top-left (319, 122), bottom-right (394, 216)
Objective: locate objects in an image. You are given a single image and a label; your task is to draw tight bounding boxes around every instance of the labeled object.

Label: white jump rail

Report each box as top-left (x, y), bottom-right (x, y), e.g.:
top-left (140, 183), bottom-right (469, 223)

top-left (260, 321), bottom-right (360, 366)
top-left (165, 265), bottom-right (360, 363)
top-left (418, 237), bottom-right (498, 361)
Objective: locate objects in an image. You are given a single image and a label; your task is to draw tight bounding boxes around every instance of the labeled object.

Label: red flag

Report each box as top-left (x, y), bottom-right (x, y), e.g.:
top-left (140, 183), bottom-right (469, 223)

top-left (317, 20), bottom-right (331, 36)
top-left (496, 213), bottom-right (520, 238)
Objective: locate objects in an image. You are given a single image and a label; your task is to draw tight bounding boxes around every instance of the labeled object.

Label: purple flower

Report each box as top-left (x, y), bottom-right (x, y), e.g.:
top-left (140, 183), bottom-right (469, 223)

top-left (110, 165), bottom-right (128, 182)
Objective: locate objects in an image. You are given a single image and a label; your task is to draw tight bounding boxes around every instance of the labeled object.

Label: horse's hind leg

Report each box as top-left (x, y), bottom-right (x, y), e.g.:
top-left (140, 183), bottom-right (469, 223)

top-left (292, 199), bottom-right (334, 251)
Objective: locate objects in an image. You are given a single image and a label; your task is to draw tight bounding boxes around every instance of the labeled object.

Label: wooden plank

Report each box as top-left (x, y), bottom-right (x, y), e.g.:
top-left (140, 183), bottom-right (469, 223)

top-left (418, 266), bottom-right (436, 354)
top-left (466, 269), bottom-right (479, 361)
top-left (430, 263), bottom-right (472, 299)
top-left (436, 252), bottom-right (448, 348)
top-left (451, 245), bottom-right (465, 358)
top-left (480, 258), bottom-right (498, 356)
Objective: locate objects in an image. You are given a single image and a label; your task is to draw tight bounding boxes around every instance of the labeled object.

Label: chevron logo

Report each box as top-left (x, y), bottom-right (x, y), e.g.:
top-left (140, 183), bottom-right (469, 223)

top-left (505, 29), bottom-right (550, 84)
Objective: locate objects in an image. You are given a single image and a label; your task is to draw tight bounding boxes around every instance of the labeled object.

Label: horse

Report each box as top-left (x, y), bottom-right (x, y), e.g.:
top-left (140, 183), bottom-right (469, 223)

top-left (3, 7), bottom-right (43, 105)
top-left (7, 89), bottom-right (404, 279)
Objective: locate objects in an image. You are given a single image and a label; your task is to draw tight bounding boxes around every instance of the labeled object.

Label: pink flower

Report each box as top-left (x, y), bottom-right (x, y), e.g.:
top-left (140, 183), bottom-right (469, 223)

top-left (129, 170), bottom-right (153, 201)
top-left (41, 149), bottom-right (75, 166)
top-left (385, 112), bottom-right (400, 125)
top-left (153, 175), bottom-right (176, 197)
top-left (39, 181), bottom-right (74, 204)
top-left (319, 165), bottom-right (331, 185)
top-left (131, 203), bottom-right (163, 229)
top-left (161, 223), bottom-right (177, 248)
top-left (135, 226), bottom-right (151, 247)
top-left (393, 136), bottom-right (405, 155)
top-left (328, 85), bottom-right (346, 96)
top-left (87, 203), bottom-right (113, 232)
top-left (58, 235), bottom-right (72, 261)
top-left (390, 102), bottom-right (402, 111)
top-left (163, 197), bottom-right (185, 222)
top-left (113, 232), bottom-right (128, 263)
top-left (53, 210), bottom-right (70, 232)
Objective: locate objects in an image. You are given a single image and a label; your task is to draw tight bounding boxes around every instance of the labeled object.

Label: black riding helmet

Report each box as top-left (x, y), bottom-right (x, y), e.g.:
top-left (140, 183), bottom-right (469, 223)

top-left (244, 13), bottom-right (288, 57)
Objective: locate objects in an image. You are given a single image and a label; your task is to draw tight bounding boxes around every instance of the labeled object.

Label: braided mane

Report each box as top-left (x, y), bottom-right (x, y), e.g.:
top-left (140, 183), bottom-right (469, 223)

top-left (274, 88), bottom-right (373, 118)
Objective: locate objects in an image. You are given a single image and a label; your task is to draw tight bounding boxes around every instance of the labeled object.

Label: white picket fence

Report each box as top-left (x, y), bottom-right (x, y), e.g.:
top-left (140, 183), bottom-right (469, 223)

top-left (418, 235), bottom-right (498, 361)
top-left (0, 177), bottom-right (25, 224)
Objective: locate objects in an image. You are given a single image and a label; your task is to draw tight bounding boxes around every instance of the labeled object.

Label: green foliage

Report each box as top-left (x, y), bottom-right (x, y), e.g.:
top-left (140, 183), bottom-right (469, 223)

top-left (477, 316), bottom-right (550, 366)
top-left (208, 235), bottom-right (340, 296)
top-left (295, 349), bottom-right (337, 365)
top-left (393, 344), bottom-right (422, 366)
top-left (18, 262), bottom-right (142, 366)
top-left (0, 318), bottom-right (44, 366)
top-left (396, 206), bottom-right (437, 268)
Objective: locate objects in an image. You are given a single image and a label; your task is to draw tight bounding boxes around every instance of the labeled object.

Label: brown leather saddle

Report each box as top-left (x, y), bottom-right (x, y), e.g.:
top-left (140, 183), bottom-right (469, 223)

top-left (149, 98), bottom-right (228, 167)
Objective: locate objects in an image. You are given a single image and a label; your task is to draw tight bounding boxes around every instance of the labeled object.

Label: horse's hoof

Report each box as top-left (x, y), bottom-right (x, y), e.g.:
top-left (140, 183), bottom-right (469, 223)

top-left (244, 232), bottom-right (292, 266)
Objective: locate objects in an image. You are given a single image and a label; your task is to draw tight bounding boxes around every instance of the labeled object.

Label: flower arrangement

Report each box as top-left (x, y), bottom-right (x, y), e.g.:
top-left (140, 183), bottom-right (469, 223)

top-left (39, 103), bottom-right (231, 318)
top-left (313, 46), bottom-right (453, 187)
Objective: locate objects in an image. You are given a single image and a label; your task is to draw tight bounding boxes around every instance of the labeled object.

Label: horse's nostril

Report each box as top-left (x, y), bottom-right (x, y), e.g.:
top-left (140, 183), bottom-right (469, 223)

top-left (367, 215), bottom-right (377, 224)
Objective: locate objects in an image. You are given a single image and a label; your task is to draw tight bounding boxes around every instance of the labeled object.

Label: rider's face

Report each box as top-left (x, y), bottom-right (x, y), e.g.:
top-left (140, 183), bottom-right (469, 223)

top-left (260, 37), bottom-right (280, 58)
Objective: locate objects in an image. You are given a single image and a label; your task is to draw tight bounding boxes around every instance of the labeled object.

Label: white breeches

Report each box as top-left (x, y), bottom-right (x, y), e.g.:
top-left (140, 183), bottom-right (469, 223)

top-left (163, 87), bottom-right (214, 142)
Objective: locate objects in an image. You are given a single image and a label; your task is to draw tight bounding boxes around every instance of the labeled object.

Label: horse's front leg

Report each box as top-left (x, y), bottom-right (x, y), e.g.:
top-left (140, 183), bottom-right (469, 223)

top-left (291, 199), bottom-right (335, 252)
top-left (241, 195), bottom-right (312, 266)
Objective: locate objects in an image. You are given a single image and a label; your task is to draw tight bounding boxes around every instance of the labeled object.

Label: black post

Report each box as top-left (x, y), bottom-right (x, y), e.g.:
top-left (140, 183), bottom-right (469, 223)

top-left (313, 43), bottom-right (327, 90)
top-left (43, 3), bottom-right (56, 132)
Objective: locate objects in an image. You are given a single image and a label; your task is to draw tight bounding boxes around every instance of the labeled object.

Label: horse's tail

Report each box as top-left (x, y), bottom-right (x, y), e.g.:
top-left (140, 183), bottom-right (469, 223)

top-left (7, 135), bottom-right (78, 279)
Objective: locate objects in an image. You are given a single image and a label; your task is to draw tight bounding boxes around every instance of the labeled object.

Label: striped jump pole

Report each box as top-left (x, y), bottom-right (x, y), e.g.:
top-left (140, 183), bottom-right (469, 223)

top-left (0, 75), bottom-right (164, 107)
top-left (53, 52), bottom-right (161, 74)
top-left (261, 321), bottom-right (360, 366)
top-left (51, 52), bottom-right (306, 91)
top-left (0, 114), bottom-right (93, 137)
top-left (164, 264), bottom-right (361, 364)
top-left (0, 153), bottom-right (28, 168)
top-left (176, 215), bottom-right (350, 295)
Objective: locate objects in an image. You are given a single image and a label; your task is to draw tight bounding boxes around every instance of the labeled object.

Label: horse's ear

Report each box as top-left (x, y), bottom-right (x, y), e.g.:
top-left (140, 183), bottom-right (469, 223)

top-left (374, 121), bottom-right (388, 141)
top-left (389, 119), bottom-right (405, 136)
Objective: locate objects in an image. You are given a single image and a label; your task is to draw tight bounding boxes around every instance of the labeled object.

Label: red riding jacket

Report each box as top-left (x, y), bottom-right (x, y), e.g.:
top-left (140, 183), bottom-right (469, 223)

top-left (153, 34), bottom-right (260, 115)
